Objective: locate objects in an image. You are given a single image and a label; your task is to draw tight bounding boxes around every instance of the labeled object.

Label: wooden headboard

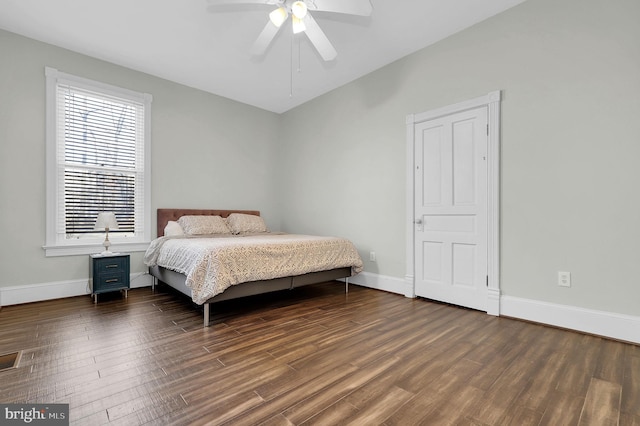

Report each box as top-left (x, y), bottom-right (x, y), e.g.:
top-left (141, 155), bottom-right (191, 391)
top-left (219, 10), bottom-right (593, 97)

top-left (156, 209), bottom-right (260, 237)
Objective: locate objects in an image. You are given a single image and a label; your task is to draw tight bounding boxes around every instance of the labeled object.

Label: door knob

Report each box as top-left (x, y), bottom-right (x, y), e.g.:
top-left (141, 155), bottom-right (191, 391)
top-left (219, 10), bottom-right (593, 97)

top-left (414, 219), bottom-right (422, 224)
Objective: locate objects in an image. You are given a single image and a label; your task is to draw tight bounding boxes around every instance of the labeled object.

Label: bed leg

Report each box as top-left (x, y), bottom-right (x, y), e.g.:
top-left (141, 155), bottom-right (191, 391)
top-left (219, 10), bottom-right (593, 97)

top-left (345, 277), bottom-right (349, 294)
top-left (204, 303), bottom-right (210, 327)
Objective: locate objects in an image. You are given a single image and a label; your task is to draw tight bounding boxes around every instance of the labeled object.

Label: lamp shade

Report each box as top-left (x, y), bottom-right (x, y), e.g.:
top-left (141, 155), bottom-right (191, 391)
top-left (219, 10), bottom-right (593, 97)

top-left (292, 15), bottom-right (306, 34)
top-left (269, 7), bottom-right (288, 27)
top-left (291, 1), bottom-right (308, 19)
top-left (95, 212), bottom-right (119, 231)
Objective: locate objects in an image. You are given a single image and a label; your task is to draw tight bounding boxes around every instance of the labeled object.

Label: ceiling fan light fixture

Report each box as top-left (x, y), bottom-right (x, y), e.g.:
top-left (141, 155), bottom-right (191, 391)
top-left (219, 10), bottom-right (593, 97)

top-left (212, 0), bottom-right (371, 62)
top-left (291, 1), bottom-right (308, 19)
top-left (269, 7), bottom-right (288, 27)
top-left (291, 15), bottom-right (306, 34)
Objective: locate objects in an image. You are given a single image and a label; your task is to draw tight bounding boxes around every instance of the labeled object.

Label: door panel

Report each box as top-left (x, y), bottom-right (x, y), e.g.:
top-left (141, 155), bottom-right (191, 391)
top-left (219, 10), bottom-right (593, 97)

top-left (422, 126), bottom-right (444, 205)
top-left (414, 107), bottom-right (488, 311)
top-left (422, 241), bottom-right (443, 282)
top-left (453, 120), bottom-right (476, 205)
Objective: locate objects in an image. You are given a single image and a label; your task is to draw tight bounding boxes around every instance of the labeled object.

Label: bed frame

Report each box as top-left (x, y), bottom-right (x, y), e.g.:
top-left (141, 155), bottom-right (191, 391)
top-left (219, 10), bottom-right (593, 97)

top-left (149, 209), bottom-right (352, 327)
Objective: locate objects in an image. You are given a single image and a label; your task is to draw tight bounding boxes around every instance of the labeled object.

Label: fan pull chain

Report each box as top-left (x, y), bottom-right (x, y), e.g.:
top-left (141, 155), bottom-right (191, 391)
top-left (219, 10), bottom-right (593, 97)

top-left (297, 37), bottom-right (302, 73)
top-left (290, 34), bottom-right (303, 98)
top-left (290, 33), bottom-right (293, 98)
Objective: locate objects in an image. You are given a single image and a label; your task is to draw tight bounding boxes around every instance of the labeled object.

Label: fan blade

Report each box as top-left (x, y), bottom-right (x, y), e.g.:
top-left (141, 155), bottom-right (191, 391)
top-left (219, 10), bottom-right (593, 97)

top-left (207, 0), bottom-right (279, 5)
top-left (250, 20), bottom-right (283, 56)
top-left (310, 0), bottom-right (372, 16)
top-left (303, 14), bottom-right (337, 61)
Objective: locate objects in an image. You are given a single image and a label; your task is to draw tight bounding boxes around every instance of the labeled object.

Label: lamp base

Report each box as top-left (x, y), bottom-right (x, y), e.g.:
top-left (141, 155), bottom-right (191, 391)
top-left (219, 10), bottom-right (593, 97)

top-left (102, 232), bottom-right (111, 255)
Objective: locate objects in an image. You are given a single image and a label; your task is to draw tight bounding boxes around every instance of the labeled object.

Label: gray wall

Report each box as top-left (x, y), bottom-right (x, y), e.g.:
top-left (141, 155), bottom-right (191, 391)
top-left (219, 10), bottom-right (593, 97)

top-left (0, 29), bottom-right (281, 287)
top-left (278, 0), bottom-right (640, 316)
top-left (2, 0), bottom-right (639, 319)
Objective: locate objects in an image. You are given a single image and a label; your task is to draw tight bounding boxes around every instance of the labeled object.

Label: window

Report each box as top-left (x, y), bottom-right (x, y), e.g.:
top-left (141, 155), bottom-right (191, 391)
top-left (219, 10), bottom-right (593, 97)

top-left (44, 67), bottom-right (152, 256)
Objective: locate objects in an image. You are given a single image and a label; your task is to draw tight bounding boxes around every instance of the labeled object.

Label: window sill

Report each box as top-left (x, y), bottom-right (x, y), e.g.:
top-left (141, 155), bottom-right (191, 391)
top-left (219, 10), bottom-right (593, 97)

top-left (43, 241), bottom-right (150, 257)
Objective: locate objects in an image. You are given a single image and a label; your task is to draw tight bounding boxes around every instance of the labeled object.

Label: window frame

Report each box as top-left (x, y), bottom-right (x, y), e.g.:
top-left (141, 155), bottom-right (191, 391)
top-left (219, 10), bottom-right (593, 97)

top-left (43, 67), bottom-right (152, 257)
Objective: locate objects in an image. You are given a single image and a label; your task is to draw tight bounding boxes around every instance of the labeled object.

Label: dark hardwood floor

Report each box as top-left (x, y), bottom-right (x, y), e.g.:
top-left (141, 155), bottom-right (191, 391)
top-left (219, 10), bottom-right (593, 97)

top-left (0, 283), bottom-right (638, 425)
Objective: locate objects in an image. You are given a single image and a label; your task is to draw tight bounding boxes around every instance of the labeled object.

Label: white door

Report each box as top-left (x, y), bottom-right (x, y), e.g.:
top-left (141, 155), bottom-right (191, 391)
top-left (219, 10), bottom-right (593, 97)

top-left (414, 107), bottom-right (488, 311)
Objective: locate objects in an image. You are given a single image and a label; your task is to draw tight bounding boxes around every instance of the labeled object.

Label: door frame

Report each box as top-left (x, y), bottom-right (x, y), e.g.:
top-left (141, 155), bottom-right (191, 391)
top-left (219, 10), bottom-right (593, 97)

top-left (405, 91), bottom-right (501, 315)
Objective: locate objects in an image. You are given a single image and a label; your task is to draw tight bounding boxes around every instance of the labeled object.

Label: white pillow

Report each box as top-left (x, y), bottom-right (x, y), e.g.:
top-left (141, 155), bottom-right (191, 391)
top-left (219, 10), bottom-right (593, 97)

top-left (226, 213), bottom-right (268, 234)
top-left (177, 215), bottom-right (231, 235)
top-left (164, 220), bottom-right (184, 237)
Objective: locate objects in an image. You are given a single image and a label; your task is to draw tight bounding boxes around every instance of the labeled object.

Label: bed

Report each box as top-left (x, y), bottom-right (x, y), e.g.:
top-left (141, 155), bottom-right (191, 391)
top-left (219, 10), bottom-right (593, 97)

top-left (145, 209), bottom-right (363, 327)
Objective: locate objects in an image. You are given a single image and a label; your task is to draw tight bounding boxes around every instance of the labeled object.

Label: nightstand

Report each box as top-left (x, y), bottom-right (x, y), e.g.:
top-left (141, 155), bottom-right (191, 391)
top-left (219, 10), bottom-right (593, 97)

top-left (90, 253), bottom-right (130, 303)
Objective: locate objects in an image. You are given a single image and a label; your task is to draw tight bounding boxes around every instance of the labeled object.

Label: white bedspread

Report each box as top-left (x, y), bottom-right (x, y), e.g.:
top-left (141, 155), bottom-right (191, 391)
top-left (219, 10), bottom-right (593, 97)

top-left (144, 233), bottom-right (363, 304)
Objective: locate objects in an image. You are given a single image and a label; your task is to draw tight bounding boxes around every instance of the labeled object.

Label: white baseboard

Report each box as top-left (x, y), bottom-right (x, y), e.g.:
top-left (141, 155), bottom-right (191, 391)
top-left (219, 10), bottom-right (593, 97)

top-left (500, 295), bottom-right (640, 345)
top-left (3, 271), bottom-right (406, 306)
top-left (0, 273), bottom-right (154, 306)
top-left (346, 271), bottom-right (414, 298)
top-left (3, 273), bottom-right (638, 345)
top-left (350, 272), bottom-right (640, 344)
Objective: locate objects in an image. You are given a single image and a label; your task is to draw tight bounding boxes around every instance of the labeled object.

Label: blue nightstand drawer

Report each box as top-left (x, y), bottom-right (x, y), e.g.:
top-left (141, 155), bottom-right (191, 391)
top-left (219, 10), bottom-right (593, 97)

top-left (90, 254), bottom-right (130, 302)
top-left (95, 272), bottom-right (128, 291)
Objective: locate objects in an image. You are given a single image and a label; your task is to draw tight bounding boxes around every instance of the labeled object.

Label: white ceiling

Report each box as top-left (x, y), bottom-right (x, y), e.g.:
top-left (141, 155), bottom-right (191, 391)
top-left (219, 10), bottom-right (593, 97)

top-left (0, 0), bottom-right (526, 113)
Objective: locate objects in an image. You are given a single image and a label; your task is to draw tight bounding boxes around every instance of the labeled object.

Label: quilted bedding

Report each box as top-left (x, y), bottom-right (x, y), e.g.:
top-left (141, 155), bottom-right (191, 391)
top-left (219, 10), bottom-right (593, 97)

top-left (144, 233), bottom-right (363, 304)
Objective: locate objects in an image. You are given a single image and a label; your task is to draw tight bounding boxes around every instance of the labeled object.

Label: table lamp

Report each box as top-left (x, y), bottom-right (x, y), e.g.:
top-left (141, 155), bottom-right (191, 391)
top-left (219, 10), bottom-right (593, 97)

top-left (94, 212), bottom-right (119, 255)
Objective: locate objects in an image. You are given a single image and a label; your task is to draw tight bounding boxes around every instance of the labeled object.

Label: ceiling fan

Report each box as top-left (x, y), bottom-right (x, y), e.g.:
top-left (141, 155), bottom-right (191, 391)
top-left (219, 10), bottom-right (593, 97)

top-left (206, 0), bottom-right (373, 61)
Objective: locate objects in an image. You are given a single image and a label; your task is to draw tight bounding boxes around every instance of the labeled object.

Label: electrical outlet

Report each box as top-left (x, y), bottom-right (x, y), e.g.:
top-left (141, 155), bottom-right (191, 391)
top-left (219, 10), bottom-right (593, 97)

top-left (369, 251), bottom-right (376, 262)
top-left (558, 271), bottom-right (571, 287)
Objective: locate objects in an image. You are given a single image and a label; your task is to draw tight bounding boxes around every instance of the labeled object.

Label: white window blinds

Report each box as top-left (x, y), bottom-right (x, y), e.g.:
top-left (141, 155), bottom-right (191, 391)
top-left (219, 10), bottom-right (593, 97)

top-left (57, 84), bottom-right (143, 237)
top-left (45, 67), bottom-right (152, 256)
